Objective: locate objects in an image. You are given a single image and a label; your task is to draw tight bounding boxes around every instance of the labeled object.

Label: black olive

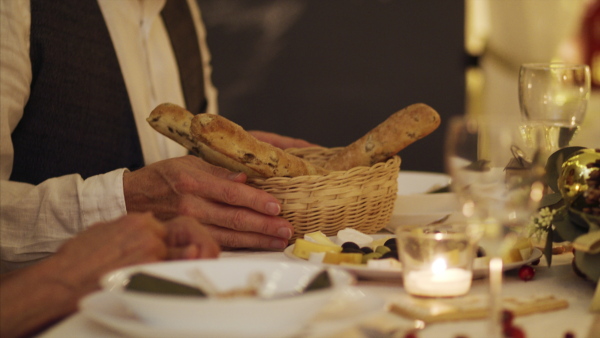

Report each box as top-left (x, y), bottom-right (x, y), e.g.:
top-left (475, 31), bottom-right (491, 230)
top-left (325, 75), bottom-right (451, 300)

top-left (360, 246), bottom-right (374, 254)
top-left (384, 238), bottom-right (396, 247)
top-left (341, 242), bottom-right (360, 250)
top-left (341, 247), bottom-right (363, 254)
top-left (476, 246), bottom-right (486, 257)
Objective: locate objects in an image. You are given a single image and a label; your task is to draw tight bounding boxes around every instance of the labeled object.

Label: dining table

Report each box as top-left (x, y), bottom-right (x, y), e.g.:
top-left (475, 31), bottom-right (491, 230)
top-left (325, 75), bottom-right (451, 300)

top-left (39, 237), bottom-right (599, 338)
top-left (34, 170), bottom-right (598, 338)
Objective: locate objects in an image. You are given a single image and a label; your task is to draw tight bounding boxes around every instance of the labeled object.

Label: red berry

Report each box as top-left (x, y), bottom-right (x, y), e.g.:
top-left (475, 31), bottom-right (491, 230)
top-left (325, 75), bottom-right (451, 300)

top-left (504, 326), bottom-right (526, 338)
top-left (518, 265), bottom-right (535, 281)
top-left (502, 310), bottom-right (514, 329)
top-left (404, 330), bottom-right (418, 338)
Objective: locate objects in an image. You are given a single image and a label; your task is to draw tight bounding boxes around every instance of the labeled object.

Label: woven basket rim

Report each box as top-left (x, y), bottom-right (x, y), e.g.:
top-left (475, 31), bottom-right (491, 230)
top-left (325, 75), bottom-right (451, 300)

top-left (248, 154), bottom-right (401, 184)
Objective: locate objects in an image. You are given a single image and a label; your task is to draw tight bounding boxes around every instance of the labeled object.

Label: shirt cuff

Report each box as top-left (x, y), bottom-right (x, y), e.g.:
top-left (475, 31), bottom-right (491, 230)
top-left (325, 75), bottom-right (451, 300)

top-left (80, 168), bottom-right (129, 227)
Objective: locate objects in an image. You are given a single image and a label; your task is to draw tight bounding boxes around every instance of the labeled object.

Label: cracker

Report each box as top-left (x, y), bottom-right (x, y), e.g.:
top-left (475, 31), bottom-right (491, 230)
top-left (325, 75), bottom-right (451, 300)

top-left (388, 294), bottom-right (568, 323)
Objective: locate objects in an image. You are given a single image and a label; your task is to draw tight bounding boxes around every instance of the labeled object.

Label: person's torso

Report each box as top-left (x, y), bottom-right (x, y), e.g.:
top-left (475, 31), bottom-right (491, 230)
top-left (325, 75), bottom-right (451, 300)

top-left (10, 0), bottom-right (206, 185)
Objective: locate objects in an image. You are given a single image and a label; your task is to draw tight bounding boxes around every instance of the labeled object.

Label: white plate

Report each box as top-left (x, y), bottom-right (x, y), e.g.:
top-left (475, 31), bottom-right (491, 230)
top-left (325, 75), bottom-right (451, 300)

top-left (388, 171), bottom-right (460, 230)
top-left (80, 291), bottom-right (192, 338)
top-left (472, 248), bottom-right (544, 279)
top-left (97, 258), bottom-right (355, 338)
top-left (387, 194), bottom-right (462, 231)
top-left (284, 235), bottom-right (544, 281)
top-left (80, 287), bottom-right (385, 338)
top-left (285, 235), bottom-right (402, 281)
top-left (397, 171), bottom-right (451, 195)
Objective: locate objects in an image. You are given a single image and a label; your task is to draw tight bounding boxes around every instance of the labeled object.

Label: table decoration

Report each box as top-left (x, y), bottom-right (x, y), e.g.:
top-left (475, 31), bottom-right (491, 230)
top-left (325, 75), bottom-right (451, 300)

top-left (396, 225), bottom-right (476, 298)
top-left (526, 147), bottom-right (600, 301)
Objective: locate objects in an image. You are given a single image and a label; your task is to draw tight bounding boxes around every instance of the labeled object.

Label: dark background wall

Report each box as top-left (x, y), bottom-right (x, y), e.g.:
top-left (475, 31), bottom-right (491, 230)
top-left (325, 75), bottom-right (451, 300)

top-left (196, 0), bottom-right (466, 173)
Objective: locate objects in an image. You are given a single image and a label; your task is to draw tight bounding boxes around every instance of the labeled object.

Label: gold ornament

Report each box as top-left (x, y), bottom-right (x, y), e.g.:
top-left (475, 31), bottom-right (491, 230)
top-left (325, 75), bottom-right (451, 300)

top-left (557, 148), bottom-right (600, 206)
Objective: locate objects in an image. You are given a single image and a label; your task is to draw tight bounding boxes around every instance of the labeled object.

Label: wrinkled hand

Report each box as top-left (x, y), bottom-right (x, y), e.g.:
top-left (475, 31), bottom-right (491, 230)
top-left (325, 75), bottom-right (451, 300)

top-left (0, 214), bottom-right (219, 337)
top-left (123, 156), bottom-right (295, 250)
top-left (52, 213), bottom-right (220, 295)
top-left (163, 215), bottom-right (220, 259)
top-left (249, 130), bottom-right (319, 149)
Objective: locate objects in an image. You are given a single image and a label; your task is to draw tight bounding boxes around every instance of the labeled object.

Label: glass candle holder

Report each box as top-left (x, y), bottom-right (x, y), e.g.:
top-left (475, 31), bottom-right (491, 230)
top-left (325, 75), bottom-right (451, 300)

top-left (396, 225), bottom-right (476, 298)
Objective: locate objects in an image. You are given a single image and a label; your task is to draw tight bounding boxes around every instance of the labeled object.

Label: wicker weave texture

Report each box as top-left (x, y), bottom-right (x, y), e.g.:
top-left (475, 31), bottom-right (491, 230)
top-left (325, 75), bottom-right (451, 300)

top-left (248, 147), bottom-right (400, 242)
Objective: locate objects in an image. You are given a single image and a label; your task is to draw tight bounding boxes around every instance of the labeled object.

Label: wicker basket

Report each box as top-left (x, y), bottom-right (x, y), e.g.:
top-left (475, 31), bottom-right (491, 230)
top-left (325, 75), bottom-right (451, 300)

top-left (248, 147), bottom-right (400, 242)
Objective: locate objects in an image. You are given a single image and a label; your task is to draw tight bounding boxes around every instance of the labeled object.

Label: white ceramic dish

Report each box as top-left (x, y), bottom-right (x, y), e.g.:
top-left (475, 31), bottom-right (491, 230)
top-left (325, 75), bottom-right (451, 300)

top-left (396, 171), bottom-right (451, 195)
top-left (80, 286), bottom-right (385, 338)
top-left (285, 234), bottom-right (401, 280)
top-left (387, 193), bottom-right (462, 231)
top-left (388, 171), bottom-right (461, 230)
top-left (98, 258), bottom-right (355, 338)
top-left (284, 235), bottom-right (543, 281)
top-left (472, 248), bottom-right (543, 279)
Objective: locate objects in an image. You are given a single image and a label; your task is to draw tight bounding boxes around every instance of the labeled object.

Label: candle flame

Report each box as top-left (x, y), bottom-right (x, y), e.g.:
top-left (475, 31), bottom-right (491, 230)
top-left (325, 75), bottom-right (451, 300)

top-left (431, 257), bottom-right (447, 274)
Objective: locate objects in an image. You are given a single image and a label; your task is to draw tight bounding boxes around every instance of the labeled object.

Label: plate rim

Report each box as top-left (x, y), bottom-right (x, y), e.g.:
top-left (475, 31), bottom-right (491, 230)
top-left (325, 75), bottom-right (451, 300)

top-left (80, 285), bottom-right (386, 338)
top-left (79, 291), bottom-right (304, 338)
top-left (396, 170), bottom-right (451, 195)
top-left (284, 235), bottom-right (544, 280)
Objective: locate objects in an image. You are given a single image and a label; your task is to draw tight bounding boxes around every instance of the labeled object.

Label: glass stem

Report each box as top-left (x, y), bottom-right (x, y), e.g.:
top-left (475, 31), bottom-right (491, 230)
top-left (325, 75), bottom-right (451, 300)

top-left (489, 257), bottom-right (503, 338)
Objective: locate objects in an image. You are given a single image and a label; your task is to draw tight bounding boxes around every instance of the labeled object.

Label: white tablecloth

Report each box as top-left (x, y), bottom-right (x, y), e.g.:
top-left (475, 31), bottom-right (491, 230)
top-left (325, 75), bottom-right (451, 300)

top-left (39, 250), bottom-right (599, 338)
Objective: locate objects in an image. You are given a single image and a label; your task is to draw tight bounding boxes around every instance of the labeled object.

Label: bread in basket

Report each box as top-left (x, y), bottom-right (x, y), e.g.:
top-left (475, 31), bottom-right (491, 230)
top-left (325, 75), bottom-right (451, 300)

top-left (147, 102), bottom-right (440, 242)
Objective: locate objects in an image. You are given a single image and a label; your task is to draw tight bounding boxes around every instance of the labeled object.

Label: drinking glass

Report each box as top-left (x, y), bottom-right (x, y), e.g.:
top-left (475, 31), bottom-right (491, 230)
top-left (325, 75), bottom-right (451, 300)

top-left (518, 63), bottom-right (591, 154)
top-left (444, 116), bottom-right (545, 338)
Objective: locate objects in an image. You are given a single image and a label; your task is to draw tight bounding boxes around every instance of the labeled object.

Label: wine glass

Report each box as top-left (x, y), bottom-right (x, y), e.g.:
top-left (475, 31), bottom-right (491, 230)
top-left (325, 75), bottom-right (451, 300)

top-left (518, 63), bottom-right (591, 154)
top-left (444, 116), bottom-right (545, 338)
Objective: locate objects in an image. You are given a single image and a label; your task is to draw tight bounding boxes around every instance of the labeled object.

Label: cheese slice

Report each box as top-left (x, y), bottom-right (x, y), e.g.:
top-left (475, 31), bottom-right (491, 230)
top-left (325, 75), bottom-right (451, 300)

top-left (304, 231), bottom-right (338, 246)
top-left (293, 239), bottom-right (342, 260)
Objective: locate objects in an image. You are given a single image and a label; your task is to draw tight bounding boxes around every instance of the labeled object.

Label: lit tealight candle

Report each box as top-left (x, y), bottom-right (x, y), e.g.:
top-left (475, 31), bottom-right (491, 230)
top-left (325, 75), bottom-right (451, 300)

top-left (404, 257), bottom-right (472, 297)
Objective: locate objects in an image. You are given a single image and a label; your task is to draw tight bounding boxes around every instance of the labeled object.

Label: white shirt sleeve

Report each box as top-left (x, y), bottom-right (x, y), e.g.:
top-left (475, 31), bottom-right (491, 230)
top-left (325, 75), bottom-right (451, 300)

top-left (0, 0), bottom-right (129, 270)
top-left (0, 0), bottom-right (217, 272)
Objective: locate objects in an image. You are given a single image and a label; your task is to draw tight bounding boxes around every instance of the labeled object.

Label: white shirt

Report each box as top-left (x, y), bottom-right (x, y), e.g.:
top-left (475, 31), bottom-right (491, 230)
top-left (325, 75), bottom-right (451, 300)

top-left (0, 0), bottom-right (218, 272)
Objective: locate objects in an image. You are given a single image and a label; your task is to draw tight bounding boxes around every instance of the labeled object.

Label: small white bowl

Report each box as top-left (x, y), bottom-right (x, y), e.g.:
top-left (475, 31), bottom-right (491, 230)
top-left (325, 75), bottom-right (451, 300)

top-left (386, 192), bottom-right (462, 231)
top-left (99, 258), bottom-right (355, 338)
top-left (397, 171), bottom-right (451, 195)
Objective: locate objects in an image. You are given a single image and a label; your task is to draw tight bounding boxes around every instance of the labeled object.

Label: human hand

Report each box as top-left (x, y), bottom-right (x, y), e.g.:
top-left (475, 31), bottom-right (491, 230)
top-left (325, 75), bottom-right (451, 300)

top-left (163, 214), bottom-right (220, 259)
top-left (0, 213), bottom-right (219, 337)
top-left (51, 213), bottom-right (219, 296)
top-left (249, 130), bottom-right (319, 149)
top-left (123, 156), bottom-right (295, 250)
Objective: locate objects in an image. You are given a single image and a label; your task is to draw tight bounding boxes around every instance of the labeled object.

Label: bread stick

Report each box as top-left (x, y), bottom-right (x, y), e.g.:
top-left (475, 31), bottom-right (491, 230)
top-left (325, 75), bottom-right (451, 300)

top-left (323, 103), bottom-right (441, 171)
top-left (147, 103), bottom-right (264, 176)
top-left (190, 113), bottom-right (329, 177)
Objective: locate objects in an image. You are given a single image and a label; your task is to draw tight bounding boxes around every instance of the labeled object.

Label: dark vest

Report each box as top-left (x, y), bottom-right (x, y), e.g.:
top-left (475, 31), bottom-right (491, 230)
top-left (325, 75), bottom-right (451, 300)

top-left (10, 0), bottom-right (206, 185)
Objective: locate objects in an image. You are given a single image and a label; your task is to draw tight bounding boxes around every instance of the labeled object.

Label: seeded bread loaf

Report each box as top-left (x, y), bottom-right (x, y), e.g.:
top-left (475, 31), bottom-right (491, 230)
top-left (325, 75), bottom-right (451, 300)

top-left (148, 102), bottom-right (439, 177)
top-left (147, 103), bottom-right (264, 176)
top-left (323, 103), bottom-right (441, 171)
top-left (189, 113), bottom-right (330, 177)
